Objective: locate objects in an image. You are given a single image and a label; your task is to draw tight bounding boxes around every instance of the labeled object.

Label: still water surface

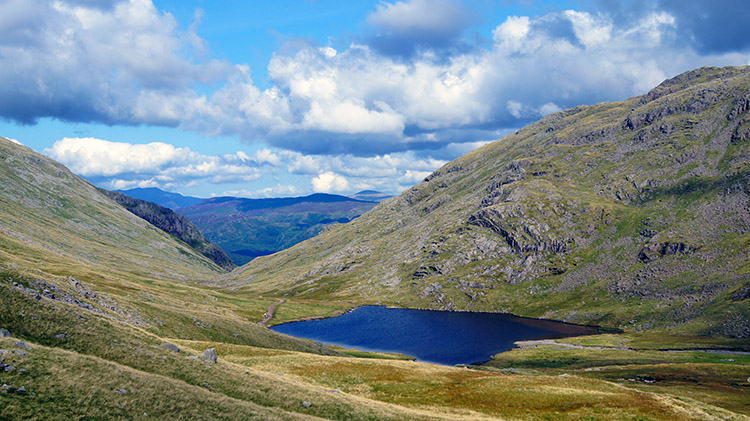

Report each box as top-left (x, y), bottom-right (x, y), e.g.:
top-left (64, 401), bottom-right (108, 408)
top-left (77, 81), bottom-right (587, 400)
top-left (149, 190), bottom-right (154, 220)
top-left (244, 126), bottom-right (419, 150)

top-left (271, 306), bottom-right (596, 365)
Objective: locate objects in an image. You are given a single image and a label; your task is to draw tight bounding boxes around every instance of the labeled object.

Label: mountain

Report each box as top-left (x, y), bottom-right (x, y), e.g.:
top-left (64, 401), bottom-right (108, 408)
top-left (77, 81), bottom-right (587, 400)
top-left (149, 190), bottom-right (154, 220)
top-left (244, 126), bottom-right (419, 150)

top-left (97, 189), bottom-right (236, 271)
top-left (0, 139), bottom-right (224, 283)
top-left (350, 190), bottom-right (393, 202)
top-left (177, 193), bottom-right (378, 265)
top-left (117, 187), bottom-right (203, 209)
top-left (219, 66), bottom-right (750, 338)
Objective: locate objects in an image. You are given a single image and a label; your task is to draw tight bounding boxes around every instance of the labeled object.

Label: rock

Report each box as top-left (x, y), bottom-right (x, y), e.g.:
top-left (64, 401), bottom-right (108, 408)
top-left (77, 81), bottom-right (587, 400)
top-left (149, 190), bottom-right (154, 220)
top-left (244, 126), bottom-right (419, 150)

top-left (55, 333), bottom-right (68, 339)
top-left (160, 343), bottom-right (180, 353)
top-left (14, 341), bottom-right (30, 350)
top-left (201, 348), bottom-right (217, 363)
top-left (16, 386), bottom-right (26, 394)
top-left (639, 241), bottom-right (696, 263)
top-left (1, 384), bottom-right (13, 394)
top-left (302, 401), bottom-right (313, 408)
top-left (0, 328), bottom-right (10, 337)
top-left (1, 364), bottom-right (15, 373)
top-left (115, 388), bottom-right (128, 394)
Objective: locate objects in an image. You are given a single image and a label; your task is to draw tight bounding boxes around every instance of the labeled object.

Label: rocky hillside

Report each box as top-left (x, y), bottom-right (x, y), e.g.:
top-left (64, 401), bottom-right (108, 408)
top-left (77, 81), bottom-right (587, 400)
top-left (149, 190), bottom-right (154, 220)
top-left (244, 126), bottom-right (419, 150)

top-left (219, 66), bottom-right (750, 338)
top-left (98, 189), bottom-right (236, 271)
top-left (179, 194), bottom-right (378, 265)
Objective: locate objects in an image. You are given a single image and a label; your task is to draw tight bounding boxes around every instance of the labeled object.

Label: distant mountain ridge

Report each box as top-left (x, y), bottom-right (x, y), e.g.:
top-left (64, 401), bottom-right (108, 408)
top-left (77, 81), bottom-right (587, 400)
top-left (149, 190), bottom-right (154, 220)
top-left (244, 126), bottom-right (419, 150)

top-left (350, 190), bottom-right (393, 202)
top-left (119, 188), bottom-right (385, 266)
top-left (178, 193), bottom-right (379, 266)
top-left (201, 192), bottom-right (375, 210)
top-left (119, 188), bottom-right (390, 209)
top-left (219, 66), bottom-right (750, 338)
top-left (117, 187), bottom-right (203, 209)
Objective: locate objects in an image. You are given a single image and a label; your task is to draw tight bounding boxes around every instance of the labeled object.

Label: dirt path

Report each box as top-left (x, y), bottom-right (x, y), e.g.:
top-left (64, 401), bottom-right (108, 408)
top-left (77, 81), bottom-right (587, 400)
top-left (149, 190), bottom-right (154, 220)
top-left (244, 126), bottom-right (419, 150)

top-left (259, 299), bottom-right (285, 326)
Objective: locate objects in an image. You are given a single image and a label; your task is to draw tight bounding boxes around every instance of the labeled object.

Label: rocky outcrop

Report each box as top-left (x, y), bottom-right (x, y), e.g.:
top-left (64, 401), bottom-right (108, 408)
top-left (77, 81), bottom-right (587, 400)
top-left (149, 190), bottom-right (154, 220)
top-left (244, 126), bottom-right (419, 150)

top-left (638, 241), bottom-right (697, 263)
top-left (98, 189), bottom-right (236, 271)
top-left (467, 209), bottom-right (568, 254)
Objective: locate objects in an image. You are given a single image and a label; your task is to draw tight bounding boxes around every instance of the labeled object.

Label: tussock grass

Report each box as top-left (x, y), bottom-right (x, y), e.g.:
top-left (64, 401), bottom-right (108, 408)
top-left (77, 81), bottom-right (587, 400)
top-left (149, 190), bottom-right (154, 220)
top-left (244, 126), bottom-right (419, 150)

top-left (484, 334), bottom-right (750, 417)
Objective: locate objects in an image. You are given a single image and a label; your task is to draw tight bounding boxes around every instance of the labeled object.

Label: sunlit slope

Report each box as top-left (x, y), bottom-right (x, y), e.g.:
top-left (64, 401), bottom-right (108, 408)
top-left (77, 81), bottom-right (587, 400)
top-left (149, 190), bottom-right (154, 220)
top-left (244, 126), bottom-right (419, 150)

top-left (0, 137), bottom-right (223, 282)
top-left (221, 66), bottom-right (750, 337)
top-left (0, 136), bottom-right (342, 354)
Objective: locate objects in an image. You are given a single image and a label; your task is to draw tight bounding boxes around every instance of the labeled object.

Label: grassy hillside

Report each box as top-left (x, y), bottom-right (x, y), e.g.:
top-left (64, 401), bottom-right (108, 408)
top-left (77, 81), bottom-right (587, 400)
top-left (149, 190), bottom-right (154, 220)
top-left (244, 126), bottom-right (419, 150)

top-left (0, 136), bottom-right (340, 354)
top-left (98, 188), bottom-right (236, 271)
top-left (0, 138), bottom-right (223, 283)
top-left (221, 66), bottom-right (750, 338)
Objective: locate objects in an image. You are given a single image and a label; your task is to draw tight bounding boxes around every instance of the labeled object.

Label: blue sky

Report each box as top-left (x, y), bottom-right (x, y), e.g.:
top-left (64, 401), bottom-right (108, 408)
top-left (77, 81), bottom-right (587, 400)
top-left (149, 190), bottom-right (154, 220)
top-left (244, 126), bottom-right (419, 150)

top-left (1, 0), bottom-right (749, 198)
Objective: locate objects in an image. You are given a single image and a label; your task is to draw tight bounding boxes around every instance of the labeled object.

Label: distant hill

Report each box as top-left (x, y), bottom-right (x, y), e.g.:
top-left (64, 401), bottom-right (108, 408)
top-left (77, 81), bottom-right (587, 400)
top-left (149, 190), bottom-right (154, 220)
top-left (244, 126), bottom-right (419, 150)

top-left (350, 190), bottom-right (393, 202)
top-left (220, 66), bottom-right (750, 338)
top-left (118, 187), bottom-right (203, 209)
top-left (98, 189), bottom-right (236, 271)
top-left (177, 193), bottom-right (378, 265)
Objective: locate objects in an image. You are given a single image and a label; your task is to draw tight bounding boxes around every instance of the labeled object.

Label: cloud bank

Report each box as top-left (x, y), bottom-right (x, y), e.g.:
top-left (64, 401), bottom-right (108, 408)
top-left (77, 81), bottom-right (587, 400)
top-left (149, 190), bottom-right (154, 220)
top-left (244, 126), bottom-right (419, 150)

top-left (46, 137), bottom-right (447, 196)
top-left (4, 0), bottom-right (750, 195)
top-left (4, 0), bottom-right (749, 156)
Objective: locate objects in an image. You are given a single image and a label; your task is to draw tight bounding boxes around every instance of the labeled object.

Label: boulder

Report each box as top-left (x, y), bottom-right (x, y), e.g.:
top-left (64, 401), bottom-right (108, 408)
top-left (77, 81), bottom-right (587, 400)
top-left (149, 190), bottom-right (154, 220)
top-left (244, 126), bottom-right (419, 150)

top-left (201, 348), bottom-right (217, 363)
top-left (14, 341), bottom-right (30, 350)
top-left (160, 343), bottom-right (180, 353)
top-left (0, 328), bottom-right (10, 338)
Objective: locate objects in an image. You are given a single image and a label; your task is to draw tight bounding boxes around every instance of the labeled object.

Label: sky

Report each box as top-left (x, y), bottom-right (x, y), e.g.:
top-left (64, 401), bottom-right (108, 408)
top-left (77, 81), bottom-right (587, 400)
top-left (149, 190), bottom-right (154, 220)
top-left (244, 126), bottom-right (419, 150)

top-left (1, 0), bottom-right (749, 198)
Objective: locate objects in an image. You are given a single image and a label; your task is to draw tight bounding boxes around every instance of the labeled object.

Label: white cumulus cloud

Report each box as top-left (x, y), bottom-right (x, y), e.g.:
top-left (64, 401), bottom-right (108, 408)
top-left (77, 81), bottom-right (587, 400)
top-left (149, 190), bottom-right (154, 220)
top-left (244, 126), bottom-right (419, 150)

top-left (45, 137), bottom-right (266, 189)
top-left (311, 171), bottom-right (350, 193)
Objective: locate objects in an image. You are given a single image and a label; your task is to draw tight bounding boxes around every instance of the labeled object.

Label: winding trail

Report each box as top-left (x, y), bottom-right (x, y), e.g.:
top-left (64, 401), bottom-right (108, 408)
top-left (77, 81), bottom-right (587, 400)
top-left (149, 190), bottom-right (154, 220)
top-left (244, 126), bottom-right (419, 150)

top-left (259, 299), bottom-right (285, 326)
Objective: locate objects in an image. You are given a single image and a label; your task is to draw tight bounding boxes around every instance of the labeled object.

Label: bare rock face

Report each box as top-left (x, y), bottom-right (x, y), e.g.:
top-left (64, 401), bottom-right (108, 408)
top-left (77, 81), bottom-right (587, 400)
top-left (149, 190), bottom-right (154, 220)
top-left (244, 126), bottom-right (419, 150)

top-left (201, 348), bottom-right (217, 363)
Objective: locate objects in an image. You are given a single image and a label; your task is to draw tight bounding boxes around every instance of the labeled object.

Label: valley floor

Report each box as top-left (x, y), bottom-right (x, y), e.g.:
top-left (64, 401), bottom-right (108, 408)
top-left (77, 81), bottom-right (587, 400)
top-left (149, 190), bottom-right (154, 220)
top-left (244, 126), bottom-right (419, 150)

top-left (2, 274), bottom-right (748, 420)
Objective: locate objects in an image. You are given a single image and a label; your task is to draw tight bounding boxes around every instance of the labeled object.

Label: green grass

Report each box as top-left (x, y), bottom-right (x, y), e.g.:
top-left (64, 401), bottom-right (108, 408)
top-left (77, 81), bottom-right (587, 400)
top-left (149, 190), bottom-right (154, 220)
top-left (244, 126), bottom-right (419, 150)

top-left (482, 334), bottom-right (750, 416)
